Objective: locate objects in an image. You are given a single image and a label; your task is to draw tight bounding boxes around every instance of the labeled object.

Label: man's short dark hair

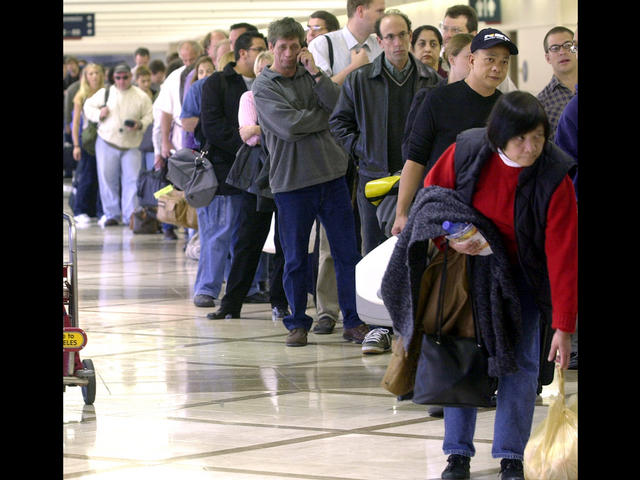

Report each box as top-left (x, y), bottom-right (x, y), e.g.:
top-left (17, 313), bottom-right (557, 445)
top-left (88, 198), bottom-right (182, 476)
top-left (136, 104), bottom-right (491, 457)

top-left (542, 26), bottom-right (574, 52)
top-left (374, 10), bottom-right (412, 39)
top-left (444, 5), bottom-right (478, 33)
top-left (267, 17), bottom-right (305, 47)
top-left (234, 31), bottom-right (266, 61)
top-left (148, 59), bottom-right (166, 74)
top-left (309, 10), bottom-right (340, 32)
top-left (134, 47), bottom-right (150, 57)
top-left (486, 91), bottom-right (550, 151)
top-left (230, 23), bottom-right (258, 33)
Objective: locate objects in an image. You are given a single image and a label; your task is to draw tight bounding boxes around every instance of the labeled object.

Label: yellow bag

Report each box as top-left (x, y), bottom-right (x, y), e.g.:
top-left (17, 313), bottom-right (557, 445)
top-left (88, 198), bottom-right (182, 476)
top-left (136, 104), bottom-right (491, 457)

top-left (156, 188), bottom-right (198, 230)
top-left (364, 174), bottom-right (400, 206)
top-left (523, 365), bottom-right (578, 480)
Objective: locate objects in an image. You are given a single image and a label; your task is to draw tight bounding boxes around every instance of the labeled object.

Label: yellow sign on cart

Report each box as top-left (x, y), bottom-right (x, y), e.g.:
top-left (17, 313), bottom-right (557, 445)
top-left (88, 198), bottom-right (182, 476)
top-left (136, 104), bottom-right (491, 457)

top-left (63, 328), bottom-right (87, 352)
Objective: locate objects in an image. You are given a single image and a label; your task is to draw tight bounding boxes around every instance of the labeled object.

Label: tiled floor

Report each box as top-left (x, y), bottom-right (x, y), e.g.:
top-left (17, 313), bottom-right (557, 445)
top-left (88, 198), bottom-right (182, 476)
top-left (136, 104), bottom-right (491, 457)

top-left (62, 183), bottom-right (577, 480)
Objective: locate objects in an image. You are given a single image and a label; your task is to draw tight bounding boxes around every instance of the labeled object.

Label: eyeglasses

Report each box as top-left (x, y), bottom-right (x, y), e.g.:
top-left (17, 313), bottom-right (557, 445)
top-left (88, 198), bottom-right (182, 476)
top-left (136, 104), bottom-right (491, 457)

top-left (439, 23), bottom-right (465, 35)
top-left (547, 41), bottom-right (575, 53)
top-left (382, 31), bottom-right (409, 43)
top-left (570, 43), bottom-right (578, 54)
top-left (304, 25), bottom-right (326, 32)
top-left (114, 74), bottom-right (130, 80)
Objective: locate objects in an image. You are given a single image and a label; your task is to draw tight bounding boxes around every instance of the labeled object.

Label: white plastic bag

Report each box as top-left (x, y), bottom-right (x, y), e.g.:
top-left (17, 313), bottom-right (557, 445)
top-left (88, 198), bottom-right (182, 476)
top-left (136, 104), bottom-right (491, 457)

top-left (523, 365), bottom-right (578, 479)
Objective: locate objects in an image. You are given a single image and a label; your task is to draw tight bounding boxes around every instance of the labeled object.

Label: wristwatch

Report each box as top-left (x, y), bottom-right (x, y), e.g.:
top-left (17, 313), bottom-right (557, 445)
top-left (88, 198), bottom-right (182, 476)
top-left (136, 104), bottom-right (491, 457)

top-left (311, 70), bottom-right (323, 79)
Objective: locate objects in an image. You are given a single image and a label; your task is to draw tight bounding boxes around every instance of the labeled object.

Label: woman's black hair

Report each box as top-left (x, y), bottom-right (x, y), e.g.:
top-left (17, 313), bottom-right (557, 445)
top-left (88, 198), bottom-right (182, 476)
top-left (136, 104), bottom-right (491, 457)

top-left (411, 25), bottom-right (442, 49)
top-left (486, 91), bottom-right (550, 151)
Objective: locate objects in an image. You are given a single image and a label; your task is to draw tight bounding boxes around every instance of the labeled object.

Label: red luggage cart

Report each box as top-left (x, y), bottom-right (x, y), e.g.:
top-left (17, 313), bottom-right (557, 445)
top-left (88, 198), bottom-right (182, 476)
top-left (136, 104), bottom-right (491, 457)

top-left (63, 212), bottom-right (96, 405)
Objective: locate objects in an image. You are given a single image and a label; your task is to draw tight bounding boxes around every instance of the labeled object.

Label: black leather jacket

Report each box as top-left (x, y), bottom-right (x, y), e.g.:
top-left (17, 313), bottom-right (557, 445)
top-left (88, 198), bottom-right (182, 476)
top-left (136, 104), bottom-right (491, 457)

top-left (329, 53), bottom-right (443, 178)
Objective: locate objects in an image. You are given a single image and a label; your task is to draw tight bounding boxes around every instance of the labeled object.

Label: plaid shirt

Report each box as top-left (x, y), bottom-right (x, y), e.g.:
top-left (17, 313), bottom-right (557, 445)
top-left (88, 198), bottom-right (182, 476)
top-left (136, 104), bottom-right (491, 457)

top-left (537, 75), bottom-right (575, 140)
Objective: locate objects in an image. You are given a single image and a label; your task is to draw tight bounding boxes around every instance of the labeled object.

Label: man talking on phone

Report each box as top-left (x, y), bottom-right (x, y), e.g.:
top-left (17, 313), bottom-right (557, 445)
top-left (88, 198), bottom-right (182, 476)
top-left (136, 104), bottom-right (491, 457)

top-left (253, 17), bottom-right (370, 348)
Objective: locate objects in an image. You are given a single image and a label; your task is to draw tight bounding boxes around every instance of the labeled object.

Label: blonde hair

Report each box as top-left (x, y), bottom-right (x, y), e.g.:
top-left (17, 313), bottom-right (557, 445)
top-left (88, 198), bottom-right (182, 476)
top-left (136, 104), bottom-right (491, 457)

top-left (217, 51), bottom-right (235, 71)
top-left (73, 63), bottom-right (105, 106)
top-left (253, 51), bottom-right (274, 76)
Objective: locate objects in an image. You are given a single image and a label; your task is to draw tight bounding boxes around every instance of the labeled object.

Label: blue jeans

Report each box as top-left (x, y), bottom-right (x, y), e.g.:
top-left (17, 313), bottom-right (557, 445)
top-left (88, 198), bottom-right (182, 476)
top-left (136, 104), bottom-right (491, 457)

top-left (443, 267), bottom-right (541, 460)
top-left (193, 194), bottom-right (243, 299)
top-left (274, 177), bottom-right (363, 331)
top-left (95, 136), bottom-right (142, 223)
top-left (72, 147), bottom-right (103, 218)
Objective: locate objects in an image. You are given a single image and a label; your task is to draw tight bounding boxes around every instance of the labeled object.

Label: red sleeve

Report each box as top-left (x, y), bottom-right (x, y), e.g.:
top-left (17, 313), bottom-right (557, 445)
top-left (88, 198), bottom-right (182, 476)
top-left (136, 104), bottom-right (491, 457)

top-left (422, 143), bottom-right (458, 250)
top-left (424, 142), bottom-right (457, 189)
top-left (545, 176), bottom-right (578, 332)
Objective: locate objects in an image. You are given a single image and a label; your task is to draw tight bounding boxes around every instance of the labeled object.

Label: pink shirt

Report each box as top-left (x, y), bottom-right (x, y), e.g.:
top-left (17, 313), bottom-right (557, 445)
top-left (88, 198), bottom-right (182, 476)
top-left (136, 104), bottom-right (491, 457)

top-left (238, 90), bottom-right (260, 146)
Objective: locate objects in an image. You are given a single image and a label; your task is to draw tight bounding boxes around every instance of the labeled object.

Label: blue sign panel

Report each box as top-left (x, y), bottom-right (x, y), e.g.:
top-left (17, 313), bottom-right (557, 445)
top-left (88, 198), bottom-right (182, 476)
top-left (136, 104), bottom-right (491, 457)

top-left (63, 13), bottom-right (95, 38)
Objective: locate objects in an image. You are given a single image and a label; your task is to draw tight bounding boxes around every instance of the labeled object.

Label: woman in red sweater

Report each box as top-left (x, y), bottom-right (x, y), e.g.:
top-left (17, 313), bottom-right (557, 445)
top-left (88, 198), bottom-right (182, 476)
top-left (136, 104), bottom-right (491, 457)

top-left (426, 92), bottom-right (577, 480)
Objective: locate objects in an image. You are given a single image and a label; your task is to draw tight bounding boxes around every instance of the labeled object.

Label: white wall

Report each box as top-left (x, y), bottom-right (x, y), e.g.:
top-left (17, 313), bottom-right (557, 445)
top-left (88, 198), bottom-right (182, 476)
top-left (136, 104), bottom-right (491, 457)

top-left (389, 0), bottom-right (578, 94)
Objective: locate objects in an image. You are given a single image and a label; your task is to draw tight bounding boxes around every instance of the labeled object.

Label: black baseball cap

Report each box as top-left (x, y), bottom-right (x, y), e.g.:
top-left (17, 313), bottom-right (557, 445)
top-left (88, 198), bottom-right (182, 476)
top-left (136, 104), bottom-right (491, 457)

top-left (113, 63), bottom-right (131, 74)
top-left (470, 28), bottom-right (518, 55)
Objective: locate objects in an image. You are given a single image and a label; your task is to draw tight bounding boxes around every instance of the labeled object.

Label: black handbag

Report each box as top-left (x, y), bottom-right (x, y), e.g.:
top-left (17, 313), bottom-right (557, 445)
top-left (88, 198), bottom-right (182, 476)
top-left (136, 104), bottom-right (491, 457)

top-left (136, 166), bottom-right (169, 207)
top-left (412, 242), bottom-right (498, 408)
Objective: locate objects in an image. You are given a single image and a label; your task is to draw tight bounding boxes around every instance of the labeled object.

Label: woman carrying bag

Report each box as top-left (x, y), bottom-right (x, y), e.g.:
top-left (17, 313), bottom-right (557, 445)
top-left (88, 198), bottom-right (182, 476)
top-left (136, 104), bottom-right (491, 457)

top-left (420, 92), bottom-right (577, 479)
top-left (70, 63), bottom-right (105, 224)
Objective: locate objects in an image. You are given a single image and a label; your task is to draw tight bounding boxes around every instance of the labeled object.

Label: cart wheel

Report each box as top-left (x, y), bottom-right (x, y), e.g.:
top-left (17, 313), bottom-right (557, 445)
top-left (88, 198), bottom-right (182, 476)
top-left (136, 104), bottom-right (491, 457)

top-left (81, 359), bottom-right (96, 405)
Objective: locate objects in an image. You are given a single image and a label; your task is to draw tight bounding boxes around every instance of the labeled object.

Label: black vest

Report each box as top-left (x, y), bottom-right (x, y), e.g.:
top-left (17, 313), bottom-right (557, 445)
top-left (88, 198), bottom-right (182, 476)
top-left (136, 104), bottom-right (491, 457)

top-left (452, 128), bottom-right (576, 318)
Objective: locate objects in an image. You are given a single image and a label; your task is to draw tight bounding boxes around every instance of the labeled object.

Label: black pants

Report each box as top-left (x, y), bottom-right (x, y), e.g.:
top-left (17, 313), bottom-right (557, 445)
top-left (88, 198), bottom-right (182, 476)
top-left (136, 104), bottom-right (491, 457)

top-left (219, 191), bottom-right (286, 313)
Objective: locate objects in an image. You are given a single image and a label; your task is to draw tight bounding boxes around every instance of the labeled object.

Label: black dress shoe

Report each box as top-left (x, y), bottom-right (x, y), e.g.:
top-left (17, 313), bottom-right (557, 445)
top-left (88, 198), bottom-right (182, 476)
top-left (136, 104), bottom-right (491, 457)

top-left (442, 454), bottom-right (470, 479)
top-left (207, 309), bottom-right (240, 319)
top-left (244, 291), bottom-right (270, 303)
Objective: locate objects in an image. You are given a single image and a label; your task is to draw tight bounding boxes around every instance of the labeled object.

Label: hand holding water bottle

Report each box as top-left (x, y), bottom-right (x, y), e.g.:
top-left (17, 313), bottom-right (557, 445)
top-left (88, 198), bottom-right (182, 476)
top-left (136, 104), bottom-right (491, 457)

top-left (442, 221), bottom-right (493, 256)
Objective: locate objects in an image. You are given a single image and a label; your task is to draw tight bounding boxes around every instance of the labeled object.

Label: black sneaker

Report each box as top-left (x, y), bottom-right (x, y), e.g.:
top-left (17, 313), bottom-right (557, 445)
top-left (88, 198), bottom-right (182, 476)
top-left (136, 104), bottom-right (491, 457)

top-left (428, 406), bottom-right (444, 417)
top-left (499, 459), bottom-right (524, 480)
top-left (441, 454), bottom-right (470, 479)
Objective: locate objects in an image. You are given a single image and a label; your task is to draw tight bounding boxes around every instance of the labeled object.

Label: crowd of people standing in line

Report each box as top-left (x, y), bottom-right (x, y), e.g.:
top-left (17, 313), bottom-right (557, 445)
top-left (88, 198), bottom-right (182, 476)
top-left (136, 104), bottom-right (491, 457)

top-left (63, 3), bottom-right (578, 479)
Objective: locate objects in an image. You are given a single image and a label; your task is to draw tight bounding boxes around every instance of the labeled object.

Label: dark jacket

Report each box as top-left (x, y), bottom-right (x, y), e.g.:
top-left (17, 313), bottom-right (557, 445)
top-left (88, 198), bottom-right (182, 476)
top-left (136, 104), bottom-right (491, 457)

top-left (200, 62), bottom-right (245, 195)
top-left (329, 53), bottom-right (442, 178)
top-left (453, 127), bottom-right (576, 322)
top-left (380, 185), bottom-right (522, 377)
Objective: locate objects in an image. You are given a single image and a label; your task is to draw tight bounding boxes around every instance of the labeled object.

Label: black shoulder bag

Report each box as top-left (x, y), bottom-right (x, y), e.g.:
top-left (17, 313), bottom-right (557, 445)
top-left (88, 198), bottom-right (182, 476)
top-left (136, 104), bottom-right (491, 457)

top-left (412, 242), bottom-right (498, 408)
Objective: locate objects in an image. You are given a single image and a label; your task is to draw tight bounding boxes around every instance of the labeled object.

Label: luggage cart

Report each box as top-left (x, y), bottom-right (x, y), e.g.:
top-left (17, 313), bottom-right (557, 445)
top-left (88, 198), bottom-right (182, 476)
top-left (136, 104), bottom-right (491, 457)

top-left (63, 212), bottom-right (96, 405)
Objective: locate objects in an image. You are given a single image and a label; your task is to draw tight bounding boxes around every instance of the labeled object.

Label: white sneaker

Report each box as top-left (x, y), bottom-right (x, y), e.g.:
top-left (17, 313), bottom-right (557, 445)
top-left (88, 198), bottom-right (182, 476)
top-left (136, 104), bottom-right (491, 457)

top-left (361, 327), bottom-right (392, 354)
top-left (74, 213), bottom-right (91, 224)
top-left (98, 215), bottom-right (107, 227)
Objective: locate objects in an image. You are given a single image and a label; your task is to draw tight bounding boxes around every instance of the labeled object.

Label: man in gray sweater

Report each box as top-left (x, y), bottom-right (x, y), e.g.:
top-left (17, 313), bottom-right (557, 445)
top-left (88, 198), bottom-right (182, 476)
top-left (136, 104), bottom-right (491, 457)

top-left (253, 17), bottom-right (369, 347)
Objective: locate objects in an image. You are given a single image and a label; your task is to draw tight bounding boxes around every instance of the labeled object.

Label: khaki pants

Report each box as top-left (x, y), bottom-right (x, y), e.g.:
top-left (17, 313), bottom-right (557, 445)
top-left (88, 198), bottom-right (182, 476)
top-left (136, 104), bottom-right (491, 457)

top-left (315, 224), bottom-right (340, 321)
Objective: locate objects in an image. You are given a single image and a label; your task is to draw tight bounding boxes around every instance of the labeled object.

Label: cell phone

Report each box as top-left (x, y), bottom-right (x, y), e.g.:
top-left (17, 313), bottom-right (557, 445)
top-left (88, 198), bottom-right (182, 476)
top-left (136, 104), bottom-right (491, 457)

top-left (124, 119), bottom-right (136, 128)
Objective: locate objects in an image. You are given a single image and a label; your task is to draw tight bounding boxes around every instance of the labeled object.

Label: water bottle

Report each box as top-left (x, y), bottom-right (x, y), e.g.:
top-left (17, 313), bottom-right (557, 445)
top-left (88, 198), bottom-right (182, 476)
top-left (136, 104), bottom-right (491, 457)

top-left (442, 221), bottom-right (493, 256)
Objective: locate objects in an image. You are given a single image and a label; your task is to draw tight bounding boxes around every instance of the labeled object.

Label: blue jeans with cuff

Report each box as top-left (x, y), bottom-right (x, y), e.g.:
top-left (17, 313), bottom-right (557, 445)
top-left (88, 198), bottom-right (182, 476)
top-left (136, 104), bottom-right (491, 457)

top-left (442, 267), bottom-right (541, 460)
top-left (274, 177), bottom-right (363, 332)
